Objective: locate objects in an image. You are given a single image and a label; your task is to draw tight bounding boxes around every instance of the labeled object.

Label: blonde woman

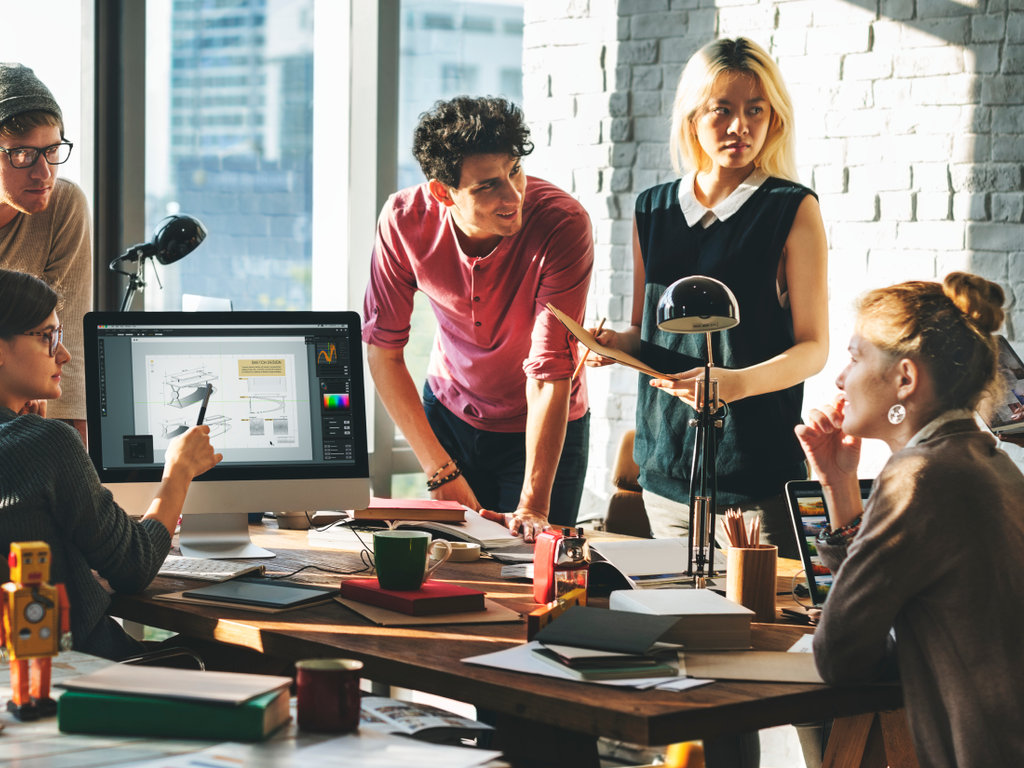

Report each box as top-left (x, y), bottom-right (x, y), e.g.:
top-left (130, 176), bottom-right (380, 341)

top-left (591, 37), bottom-right (828, 556)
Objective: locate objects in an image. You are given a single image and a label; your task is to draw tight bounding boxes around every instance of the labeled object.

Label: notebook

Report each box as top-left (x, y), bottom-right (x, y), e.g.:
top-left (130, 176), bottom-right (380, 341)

top-left (784, 479), bottom-right (873, 606)
top-left (978, 335), bottom-right (1024, 436)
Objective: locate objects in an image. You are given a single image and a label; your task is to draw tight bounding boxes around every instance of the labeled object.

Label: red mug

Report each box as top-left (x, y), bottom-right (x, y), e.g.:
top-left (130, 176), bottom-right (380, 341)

top-left (296, 658), bottom-right (363, 733)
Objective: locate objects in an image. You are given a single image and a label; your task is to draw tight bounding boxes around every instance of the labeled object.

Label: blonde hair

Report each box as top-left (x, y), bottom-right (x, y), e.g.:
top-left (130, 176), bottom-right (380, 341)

top-left (669, 37), bottom-right (798, 181)
top-left (856, 272), bottom-right (1006, 412)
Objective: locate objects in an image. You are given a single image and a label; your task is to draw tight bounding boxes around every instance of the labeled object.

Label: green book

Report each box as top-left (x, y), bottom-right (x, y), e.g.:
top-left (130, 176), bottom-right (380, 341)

top-left (58, 687), bottom-right (290, 741)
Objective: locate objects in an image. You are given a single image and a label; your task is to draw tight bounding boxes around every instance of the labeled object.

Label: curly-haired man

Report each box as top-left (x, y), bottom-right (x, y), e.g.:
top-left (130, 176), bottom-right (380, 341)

top-left (363, 96), bottom-right (593, 540)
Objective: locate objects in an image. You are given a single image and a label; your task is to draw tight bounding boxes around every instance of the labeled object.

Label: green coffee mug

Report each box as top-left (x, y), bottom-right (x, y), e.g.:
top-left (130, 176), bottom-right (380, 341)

top-left (372, 530), bottom-right (452, 591)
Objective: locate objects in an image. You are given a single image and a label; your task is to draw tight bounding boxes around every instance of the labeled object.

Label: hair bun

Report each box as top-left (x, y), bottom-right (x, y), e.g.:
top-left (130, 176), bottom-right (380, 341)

top-left (943, 271), bottom-right (1005, 335)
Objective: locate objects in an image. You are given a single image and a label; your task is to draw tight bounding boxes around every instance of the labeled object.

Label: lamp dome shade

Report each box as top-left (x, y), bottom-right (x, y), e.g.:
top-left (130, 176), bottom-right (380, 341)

top-left (656, 276), bottom-right (740, 333)
top-left (152, 215), bottom-right (207, 265)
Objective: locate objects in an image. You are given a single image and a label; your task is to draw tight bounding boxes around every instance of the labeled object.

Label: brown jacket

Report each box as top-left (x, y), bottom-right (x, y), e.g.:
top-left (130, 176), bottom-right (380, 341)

top-left (814, 419), bottom-right (1024, 768)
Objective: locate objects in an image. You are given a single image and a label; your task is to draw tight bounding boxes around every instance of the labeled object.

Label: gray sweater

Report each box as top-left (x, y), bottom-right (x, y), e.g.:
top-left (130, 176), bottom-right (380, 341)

top-left (813, 419), bottom-right (1024, 767)
top-left (0, 409), bottom-right (170, 659)
top-left (0, 178), bottom-right (92, 420)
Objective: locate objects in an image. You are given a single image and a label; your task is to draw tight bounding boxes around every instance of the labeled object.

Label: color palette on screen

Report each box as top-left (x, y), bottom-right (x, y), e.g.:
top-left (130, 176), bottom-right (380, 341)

top-left (322, 393), bottom-right (350, 410)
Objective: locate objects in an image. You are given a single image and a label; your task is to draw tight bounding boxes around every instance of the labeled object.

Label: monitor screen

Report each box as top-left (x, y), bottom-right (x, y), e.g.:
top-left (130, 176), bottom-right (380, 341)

top-left (84, 311), bottom-right (370, 558)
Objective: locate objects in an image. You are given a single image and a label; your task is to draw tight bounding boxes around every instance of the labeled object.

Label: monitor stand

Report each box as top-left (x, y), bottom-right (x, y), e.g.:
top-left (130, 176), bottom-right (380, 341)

top-left (178, 513), bottom-right (276, 559)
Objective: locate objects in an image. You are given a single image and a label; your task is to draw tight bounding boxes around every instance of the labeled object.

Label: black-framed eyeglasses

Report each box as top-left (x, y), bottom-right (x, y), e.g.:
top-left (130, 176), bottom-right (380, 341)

top-left (0, 140), bottom-right (73, 169)
top-left (21, 325), bottom-right (63, 357)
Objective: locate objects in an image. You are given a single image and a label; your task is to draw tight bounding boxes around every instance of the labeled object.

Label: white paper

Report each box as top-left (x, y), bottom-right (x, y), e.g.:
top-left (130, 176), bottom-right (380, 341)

top-left (292, 730), bottom-right (500, 767)
top-left (787, 634), bottom-right (814, 653)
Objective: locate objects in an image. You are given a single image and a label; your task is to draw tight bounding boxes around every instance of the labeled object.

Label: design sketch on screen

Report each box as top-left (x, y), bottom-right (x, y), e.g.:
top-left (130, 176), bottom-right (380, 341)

top-left (141, 352), bottom-right (306, 456)
top-left (795, 495), bottom-right (834, 598)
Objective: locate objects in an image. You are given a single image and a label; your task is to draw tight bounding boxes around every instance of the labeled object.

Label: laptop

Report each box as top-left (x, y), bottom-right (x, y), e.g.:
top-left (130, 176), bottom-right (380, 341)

top-left (978, 335), bottom-right (1024, 437)
top-left (784, 479), bottom-right (874, 606)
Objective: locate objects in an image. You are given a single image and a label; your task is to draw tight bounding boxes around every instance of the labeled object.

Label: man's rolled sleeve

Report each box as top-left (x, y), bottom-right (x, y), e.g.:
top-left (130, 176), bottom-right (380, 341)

top-left (362, 201), bottom-right (418, 350)
top-left (523, 210), bottom-right (594, 381)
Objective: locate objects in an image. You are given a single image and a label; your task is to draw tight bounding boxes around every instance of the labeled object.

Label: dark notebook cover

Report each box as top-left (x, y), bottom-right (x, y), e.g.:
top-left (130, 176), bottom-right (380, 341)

top-left (340, 578), bottom-right (485, 616)
top-left (182, 577), bottom-right (338, 609)
top-left (532, 605), bottom-right (680, 655)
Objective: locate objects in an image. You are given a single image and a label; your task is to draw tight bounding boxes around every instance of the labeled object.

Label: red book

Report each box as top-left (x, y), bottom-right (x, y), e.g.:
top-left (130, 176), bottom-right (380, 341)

top-left (339, 579), bottom-right (485, 616)
top-left (351, 498), bottom-right (466, 522)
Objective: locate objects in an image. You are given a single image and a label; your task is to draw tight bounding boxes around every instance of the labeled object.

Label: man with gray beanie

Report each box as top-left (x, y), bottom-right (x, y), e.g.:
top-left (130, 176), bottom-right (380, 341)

top-left (0, 63), bottom-right (91, 440)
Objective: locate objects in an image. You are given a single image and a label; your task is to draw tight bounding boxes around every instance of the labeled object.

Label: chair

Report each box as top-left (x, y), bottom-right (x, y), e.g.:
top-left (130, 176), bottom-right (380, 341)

top-left (604, 430), bottom-right (653, 538)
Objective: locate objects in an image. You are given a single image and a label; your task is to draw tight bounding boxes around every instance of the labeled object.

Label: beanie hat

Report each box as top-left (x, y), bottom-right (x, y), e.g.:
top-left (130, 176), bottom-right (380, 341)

top-left (0, 63), bottom-right (62, 128)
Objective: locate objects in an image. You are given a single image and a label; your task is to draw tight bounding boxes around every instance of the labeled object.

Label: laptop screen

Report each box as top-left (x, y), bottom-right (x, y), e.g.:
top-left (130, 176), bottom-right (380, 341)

top-left (785, 479), bottom-right (874, 606)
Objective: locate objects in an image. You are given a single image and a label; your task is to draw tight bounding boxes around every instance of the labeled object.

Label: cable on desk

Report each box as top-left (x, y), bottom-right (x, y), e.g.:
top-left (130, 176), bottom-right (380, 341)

top-left (263, 562), bottom-right (371, 580)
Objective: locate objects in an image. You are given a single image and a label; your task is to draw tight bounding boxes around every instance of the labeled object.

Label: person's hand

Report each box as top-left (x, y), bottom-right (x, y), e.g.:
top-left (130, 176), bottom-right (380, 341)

top-left (794, 396), bottom-right (861, 485)
top-left (481, 508), bottom-right (550, 542)
top-left (163, 425), bottom-right (222, 481)
top-left (17, 399), bottom-right (47, 417)
top-left (584, 327), bottom-right (622, 368)
top-left (649, 366), bottom-right (745, 409)
top-left (429, 474), bottom-right (481, 511)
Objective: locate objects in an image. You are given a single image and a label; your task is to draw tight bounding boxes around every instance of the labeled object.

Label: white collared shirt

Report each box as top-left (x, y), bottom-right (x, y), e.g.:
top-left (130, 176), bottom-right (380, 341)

top-left (678, 167), bottom-right (769, 229)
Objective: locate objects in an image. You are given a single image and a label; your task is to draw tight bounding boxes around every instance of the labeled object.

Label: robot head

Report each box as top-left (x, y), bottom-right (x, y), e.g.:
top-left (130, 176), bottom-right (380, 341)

top-left (8, 541), bottom-right (51, 585)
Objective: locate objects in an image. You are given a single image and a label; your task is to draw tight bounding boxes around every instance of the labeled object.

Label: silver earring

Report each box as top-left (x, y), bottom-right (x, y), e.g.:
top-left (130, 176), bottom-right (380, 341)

top-left (888, 404), bottom-right (906, 425)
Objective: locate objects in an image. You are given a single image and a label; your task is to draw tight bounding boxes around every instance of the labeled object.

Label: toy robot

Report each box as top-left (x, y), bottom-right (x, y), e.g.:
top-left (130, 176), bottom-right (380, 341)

top-left (1, 541), bottom-right (72, 720)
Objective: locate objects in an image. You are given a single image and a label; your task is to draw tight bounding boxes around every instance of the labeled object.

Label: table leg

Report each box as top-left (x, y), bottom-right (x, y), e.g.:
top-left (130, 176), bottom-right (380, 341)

top-left (823, 710), bottom-right (919, 768)
top-left (483, 711), bottom-right (600, 768)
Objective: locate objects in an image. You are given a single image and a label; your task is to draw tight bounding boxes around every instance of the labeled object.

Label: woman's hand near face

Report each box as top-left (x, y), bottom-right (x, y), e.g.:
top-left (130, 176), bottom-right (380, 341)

top-left (17, 400), bottom-right (47, 417)
top-left (163, 425), bottom-right (223, 481)
top-left (794, 396), bottom-right (861, 486)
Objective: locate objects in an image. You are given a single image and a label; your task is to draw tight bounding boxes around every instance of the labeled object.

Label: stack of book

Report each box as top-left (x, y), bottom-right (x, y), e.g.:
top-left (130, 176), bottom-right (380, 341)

top-left (339, 578), bottom-right (486, 616)
top-left (609, 588), bottom-right (754, 649)
top-left (529, 605), bottom-right (682, 681)
top-left (57, 664), bottom-right (293, 741)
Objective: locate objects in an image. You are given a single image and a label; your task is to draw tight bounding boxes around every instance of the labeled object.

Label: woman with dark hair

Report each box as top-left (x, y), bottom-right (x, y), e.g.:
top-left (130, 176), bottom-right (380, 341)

top-left (0, 268), bottom-right (221, 660)
top-left (797, 272), bottom-right (1024, 767)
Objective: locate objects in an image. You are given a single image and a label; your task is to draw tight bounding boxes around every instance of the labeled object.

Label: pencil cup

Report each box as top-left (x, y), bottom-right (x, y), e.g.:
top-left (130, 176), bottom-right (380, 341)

top-left (726, 545), bottom-right (777, 623)
top-left (296, 658), bottom-right (363, 733)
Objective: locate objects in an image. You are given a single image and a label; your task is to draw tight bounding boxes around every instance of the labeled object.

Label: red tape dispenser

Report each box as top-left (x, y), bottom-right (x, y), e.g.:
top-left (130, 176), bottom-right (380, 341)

top-left (532, 527), bottom-right (590, 604)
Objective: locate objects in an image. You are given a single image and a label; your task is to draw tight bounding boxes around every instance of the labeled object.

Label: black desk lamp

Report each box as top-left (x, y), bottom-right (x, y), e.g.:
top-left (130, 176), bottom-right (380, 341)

top-left (109, 215), bottom-right (207, 311)
top-left (656, 275), bottom-right (740, 579)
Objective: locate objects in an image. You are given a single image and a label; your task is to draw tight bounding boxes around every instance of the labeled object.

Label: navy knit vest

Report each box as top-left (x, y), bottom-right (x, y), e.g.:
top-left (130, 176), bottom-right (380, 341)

top-left (634, 176), bottom-right (813, 506)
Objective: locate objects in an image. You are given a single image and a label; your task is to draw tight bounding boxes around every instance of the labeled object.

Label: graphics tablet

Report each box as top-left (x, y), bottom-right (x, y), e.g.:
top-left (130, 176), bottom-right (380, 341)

top-left (784, 479), bottom-right (873, 606)
top-left (182, 577), bottom-right (338, 609)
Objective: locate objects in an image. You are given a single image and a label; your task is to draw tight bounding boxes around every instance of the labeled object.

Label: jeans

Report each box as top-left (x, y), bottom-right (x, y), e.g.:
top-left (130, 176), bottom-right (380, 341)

top-left (422, 381), bottom-right (589, 526)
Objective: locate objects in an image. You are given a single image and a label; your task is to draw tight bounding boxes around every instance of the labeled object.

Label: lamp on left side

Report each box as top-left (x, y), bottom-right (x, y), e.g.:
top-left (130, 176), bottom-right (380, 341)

top-left (109, 215), bottom-right (207, 311)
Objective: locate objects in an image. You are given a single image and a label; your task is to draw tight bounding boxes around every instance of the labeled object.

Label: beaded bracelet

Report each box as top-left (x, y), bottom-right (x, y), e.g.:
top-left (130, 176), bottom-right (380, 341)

top-left (428, 459), bottom-right (454, 483)
top-left (426, 463), bottom-right (462, 492)
top-left (816, 514), bottom-right (863, 546)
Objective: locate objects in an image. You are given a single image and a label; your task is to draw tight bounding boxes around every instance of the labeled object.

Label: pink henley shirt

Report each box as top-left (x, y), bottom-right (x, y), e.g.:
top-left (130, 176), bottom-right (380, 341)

top-left (363, 176), bottom-right (593, 432)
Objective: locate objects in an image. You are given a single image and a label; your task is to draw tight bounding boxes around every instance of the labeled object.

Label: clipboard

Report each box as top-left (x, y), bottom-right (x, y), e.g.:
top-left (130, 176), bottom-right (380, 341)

top-left (546, 303), bottom-right (674, 379)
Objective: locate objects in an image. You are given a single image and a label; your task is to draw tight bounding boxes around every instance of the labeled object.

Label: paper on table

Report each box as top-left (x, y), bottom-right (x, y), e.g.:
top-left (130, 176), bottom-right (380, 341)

top-left (680, 651), bottom-right (825, 683)
top-left (124, 733), bottom-right (502, 768)
top-left (462, 641), bottom-right (707, 690)
top-left (589, 538), bottom-right (700, 588)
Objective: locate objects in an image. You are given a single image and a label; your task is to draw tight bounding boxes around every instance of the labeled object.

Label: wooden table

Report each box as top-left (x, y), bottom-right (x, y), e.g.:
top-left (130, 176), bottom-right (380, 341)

top-left (108, 524), bottom-right (914, 768)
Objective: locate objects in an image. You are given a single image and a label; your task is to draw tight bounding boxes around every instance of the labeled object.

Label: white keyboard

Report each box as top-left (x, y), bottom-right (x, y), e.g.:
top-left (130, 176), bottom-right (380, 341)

top-left (158, 555), bottom-right (265, 582)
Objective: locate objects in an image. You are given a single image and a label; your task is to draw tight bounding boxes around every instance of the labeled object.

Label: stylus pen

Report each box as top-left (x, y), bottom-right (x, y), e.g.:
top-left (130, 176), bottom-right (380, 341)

top-left (196, 383), bottom-right (213, 426)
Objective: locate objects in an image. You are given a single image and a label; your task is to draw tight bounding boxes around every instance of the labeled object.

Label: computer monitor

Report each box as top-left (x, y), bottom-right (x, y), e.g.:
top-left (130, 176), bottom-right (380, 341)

top-left (84, 311), bottom-right (370, 558)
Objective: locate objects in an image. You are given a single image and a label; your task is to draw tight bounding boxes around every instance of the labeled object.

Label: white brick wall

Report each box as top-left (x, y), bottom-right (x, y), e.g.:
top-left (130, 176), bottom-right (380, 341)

top-left (523, 0), bottom-right (1024, 516)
